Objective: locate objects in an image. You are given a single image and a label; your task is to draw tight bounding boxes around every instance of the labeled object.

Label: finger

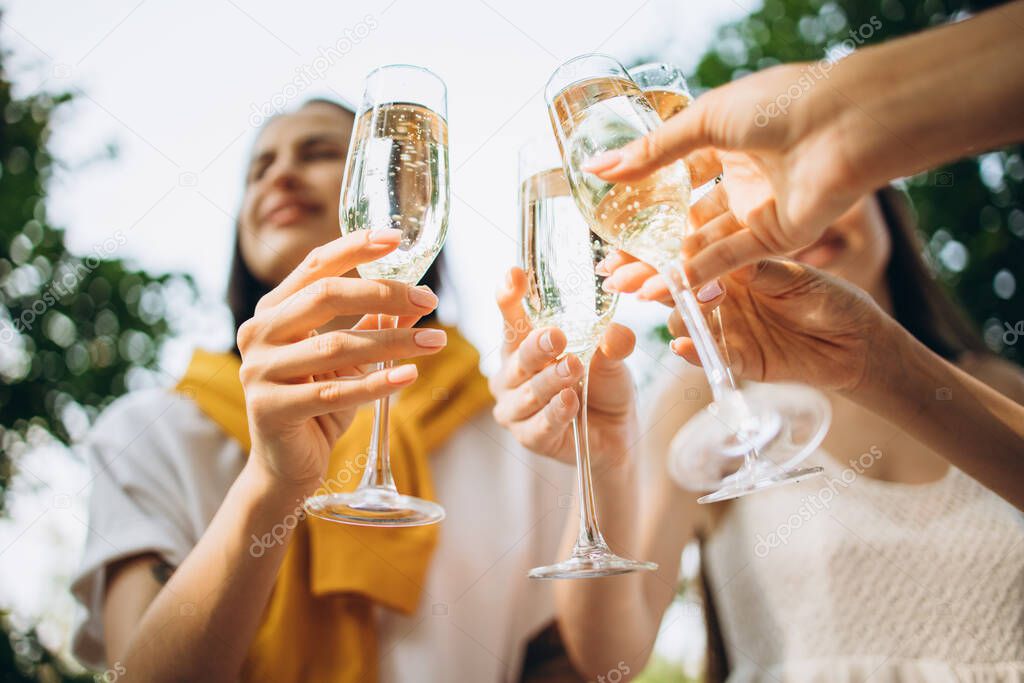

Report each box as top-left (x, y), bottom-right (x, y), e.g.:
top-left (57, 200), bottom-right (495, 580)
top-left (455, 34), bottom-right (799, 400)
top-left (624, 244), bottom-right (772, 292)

top-left (604, 261), bottom-right (659, 293)
top-left (686, 148), bottom-right (723, 188)
top-left (669, 337), bottom-right (702, 367)
top-left (581, 101), bottom-right (714, 182)
top-left (256, 279), bottom-right (438, 343)
top-left (596, 249), bottom-right (639, 277)
top-left (258, 229), bottom-right (402, 310)
top-left (512, 389), bottom-right (578, 454)
top-left (493, 354), bottom-right (583, 424)
top-left (261, 328), bottom-right (448, 381)
top-left (685, 230), bottom-right (772, 288)
top-left (253, 364), bottom-right (419, 423)
top-left (500, 327), bottom-right (566, 390)
top-left (688, 183), bottom-right (729, 229)
top-left (352, 310), bottom-right (423, 331)
top-left (636, 273), bottom-right (672, 304)
top-left (592, 323), bottom-right (635, 371)
top-left (666, 286), bottom-right (725, 338)
top-left (497, 267), bottom-right (531, 354)
top-left (682, 210), bottom-right (744, 259)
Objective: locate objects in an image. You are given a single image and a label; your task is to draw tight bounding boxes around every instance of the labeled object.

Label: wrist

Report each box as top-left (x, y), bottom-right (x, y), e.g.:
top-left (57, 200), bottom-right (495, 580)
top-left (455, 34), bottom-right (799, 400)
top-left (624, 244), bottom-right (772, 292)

top-left (240, 457), bottom-right (316, 512)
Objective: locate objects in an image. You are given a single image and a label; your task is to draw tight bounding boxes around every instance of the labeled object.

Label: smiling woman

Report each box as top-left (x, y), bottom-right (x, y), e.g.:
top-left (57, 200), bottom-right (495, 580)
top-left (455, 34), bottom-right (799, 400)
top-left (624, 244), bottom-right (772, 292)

top-left (67, 97), bottom-right (577, 683)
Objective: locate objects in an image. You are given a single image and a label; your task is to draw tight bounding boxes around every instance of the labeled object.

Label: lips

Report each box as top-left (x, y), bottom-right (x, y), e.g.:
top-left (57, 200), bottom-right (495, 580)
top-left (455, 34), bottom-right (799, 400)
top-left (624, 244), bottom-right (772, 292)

top-left (261, 197), bottom-right (323, 226)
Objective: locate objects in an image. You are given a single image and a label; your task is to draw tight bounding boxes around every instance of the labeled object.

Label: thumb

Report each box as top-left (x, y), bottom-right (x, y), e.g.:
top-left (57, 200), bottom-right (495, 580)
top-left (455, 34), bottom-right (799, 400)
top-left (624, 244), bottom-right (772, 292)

top-left (730, 258), bottom-right (818, 296)
top-left (583, 100), bottom-right (714, 182)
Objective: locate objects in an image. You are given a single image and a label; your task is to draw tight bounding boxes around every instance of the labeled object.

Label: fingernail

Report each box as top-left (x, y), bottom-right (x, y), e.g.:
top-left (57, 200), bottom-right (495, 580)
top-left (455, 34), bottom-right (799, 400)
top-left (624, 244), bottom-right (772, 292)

top-left (602, 278), bottom-right (619, 293)
top-left (581, 149), bottom-right (623, 173)
top-left (408, 286), bottom-right (438, 308)
top-left (556, 357), bottom-right (572, 378)
top-left (387, 365), bottom-right (417, 383)
top-left (696, 279), bottom-right (723, 303)
top-left (414, 328), bottom-right (447, 348)
top-left (540, 331), bottom-right (555, 353)
top-left (670, 338), bottom-right (685, 355)
top-left (595, 260), bottom-right (610, 276)
top-left (369, 228), bottom-right (402, 244)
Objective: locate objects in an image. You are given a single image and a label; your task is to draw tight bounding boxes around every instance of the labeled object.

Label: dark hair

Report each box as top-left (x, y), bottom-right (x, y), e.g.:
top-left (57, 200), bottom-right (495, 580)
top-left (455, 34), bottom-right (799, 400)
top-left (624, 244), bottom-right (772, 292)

top-left (876, 185), bottom-right (988, 361)
top-left (227, 98), bottom-right (444, 349)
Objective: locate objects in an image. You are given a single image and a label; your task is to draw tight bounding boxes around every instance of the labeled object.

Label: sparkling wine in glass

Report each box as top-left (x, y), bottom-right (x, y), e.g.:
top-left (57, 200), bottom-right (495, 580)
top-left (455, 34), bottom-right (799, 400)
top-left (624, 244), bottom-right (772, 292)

top-left (630, 62), bottom-right (829, 498)
top-left (546, 54), bottom-right (831, 504)
top-left (519, 138), bottom-right (658, 579)
top-left (304, 64), bottom-right (450, 526)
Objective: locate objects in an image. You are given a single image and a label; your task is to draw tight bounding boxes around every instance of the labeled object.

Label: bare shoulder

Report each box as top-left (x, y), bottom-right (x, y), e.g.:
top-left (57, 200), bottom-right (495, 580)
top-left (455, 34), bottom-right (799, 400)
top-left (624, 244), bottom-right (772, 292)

top-left (958, 353), bottom-right (1024, 403)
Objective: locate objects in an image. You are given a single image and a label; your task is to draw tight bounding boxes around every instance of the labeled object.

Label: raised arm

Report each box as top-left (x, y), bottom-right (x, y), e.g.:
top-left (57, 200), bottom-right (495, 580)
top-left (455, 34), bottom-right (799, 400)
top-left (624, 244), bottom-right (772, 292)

top-left (105, 230), bottom-right (444, 681)
top-left (586, 0), bottom-right (1024, 285)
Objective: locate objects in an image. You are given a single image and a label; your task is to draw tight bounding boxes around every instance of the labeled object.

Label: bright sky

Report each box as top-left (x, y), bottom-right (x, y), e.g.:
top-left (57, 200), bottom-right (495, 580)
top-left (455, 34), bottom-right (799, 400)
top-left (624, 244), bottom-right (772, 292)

top-left (0, 0), bottom-right (749, 669)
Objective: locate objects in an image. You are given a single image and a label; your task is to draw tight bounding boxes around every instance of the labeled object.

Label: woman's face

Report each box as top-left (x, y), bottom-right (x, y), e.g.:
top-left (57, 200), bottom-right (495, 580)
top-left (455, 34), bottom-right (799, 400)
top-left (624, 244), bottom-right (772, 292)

top-left (791, 195), bottom-right (892, 294)
top-left (239, 103), bottom-right (355, 286)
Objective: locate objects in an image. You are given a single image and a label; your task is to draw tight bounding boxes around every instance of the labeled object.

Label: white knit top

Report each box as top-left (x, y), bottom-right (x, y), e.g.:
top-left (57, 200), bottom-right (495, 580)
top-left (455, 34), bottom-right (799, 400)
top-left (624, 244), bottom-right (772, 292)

top-left (703, 450), bottom-right (1024, 682)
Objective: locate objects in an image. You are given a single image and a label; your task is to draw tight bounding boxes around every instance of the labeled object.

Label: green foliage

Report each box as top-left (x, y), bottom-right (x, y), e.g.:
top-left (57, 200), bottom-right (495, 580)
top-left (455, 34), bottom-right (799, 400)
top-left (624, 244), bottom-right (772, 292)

top-left (682, 0), bottom-right (1023, 361)
top-left (0, 43), bottom-right (194, 679)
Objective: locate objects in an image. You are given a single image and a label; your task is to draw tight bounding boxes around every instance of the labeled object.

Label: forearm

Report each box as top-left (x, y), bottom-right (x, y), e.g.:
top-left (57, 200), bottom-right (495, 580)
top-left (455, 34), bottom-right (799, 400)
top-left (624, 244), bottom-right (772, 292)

top-left (555, 456), bottom-right (660, 679)
top-left (121, 460), bottom-right (307, 681)
top-left (829, 0), bottom-right (1024, 194)
top-left (853, 321), bottom-right (1024, 510)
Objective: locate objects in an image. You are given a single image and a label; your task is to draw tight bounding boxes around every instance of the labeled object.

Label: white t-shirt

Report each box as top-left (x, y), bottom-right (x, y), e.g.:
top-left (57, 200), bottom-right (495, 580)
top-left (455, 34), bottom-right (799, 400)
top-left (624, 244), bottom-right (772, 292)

top-left (70, 387), bottom-right (576, 682)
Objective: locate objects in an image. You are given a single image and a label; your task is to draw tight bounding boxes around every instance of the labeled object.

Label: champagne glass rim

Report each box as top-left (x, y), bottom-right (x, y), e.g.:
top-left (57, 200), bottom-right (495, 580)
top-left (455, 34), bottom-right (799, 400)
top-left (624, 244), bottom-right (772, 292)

top-left (544, 52), bottom-right (631, 102)
top-left (364, 63), bottom-right (448, 94)
top-left (628, 61), bottom-right (692, 95)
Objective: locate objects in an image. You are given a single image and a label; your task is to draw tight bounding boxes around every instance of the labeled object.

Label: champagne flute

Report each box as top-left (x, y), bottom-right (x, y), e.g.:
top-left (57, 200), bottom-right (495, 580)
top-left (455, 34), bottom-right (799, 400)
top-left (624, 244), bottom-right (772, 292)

top-left (519, 137), bottom-right (657, 578)
top-left (304, 64), bottom-right (450, 526)
top-left (546, 54), bottom-right (830, 504)
top-left (629, 62), bottom-right (828, 498)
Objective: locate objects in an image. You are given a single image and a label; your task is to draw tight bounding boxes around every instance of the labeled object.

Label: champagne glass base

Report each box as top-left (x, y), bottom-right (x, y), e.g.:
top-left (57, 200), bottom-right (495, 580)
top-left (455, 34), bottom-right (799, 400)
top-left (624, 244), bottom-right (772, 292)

top-left (697, 466), bottom-right (823, 504)
top-left (528, 546), bottom-right (658, 580)
top-left (305, 487), bottom-right (445, 527)
top-left (669, 382), bottom-right (832, 492)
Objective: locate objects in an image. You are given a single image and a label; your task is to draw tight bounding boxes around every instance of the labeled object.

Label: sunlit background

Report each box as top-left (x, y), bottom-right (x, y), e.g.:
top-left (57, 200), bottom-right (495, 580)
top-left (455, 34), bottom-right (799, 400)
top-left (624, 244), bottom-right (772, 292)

top-left (1, 0), bottom-right (1021, 680)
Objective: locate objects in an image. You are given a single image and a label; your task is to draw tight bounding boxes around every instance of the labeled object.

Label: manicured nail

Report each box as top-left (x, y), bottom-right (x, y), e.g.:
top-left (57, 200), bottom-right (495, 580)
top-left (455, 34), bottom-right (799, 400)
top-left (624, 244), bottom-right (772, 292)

top-left (595, 260), bottom-right (610, 276)
top-left (670, 338), bottom-right (685, 355)
top-left (408, 286), bottom-right (438, 308)
top-left (414, 328), bottom-right (447, 348)
top-left (369, 228), bottom-right (402, 244)
top-left (556, 357), bottom-right (572, 378)
top-left (602, 278), bottom-right (619, 293)
top-left (581, 149), bottom-right (623, 173)
top-left (387, 364), bottom-right (417, 383)
top-left (696, 279), bottom-right (723, 303)
top-left (540, 331), bottom-right (555, 353)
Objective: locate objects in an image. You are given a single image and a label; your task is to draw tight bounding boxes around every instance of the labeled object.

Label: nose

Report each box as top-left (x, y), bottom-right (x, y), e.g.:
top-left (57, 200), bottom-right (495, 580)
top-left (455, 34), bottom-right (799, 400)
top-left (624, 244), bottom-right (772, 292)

top-left (265, 155), bottom-right (302, 190)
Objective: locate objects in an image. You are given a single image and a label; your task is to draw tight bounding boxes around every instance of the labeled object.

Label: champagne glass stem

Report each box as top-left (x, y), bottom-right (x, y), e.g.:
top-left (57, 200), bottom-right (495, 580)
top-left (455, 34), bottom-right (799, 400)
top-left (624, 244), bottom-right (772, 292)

top-left (571, 354), bottom-right (608, 552)
top-left (658, 260), bottom-right (732, 402)
top-left (710, 306), bottom-right (758, 472)
top-left (356, 313), bottom-right (398, 492)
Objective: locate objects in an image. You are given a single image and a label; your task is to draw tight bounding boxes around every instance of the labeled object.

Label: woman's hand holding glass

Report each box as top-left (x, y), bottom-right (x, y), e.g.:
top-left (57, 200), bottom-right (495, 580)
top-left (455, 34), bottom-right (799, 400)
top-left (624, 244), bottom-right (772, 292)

top-left (236, 229), bottom-right (444, 493)
top-left (492, 267), bottom-right (639, 469)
